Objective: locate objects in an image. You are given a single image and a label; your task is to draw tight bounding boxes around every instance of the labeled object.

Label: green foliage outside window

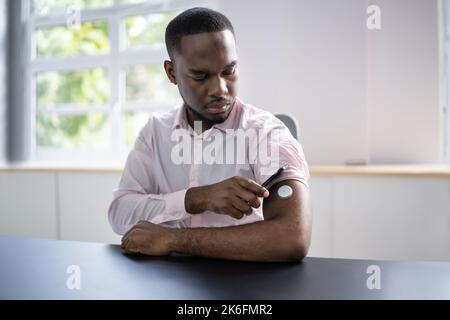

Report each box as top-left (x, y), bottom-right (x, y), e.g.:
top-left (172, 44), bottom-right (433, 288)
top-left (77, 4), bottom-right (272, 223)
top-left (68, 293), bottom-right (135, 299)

top-left (33, 1), bottom-right (178, 152)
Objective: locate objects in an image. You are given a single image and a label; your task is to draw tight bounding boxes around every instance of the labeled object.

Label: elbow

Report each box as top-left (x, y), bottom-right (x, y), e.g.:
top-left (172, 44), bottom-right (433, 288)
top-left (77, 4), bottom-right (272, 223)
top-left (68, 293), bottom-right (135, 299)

top-left (108, 215), bottom-right (122, 236)
top-left (108, 200), bottom-right (125, 236)
top-left (285, 230), bottom-right (310, 262)
top-left (288, 241), bottom-right (309, 262)
top-left (270, 219), bottom-right (311, 262)
top-left (110, 221), bottom-right (124, 236)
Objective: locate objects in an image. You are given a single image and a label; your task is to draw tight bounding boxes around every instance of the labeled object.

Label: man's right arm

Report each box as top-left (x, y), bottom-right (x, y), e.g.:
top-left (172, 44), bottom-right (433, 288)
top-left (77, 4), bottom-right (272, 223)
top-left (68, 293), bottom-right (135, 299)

top-left (109, 122), bottom-right (269, 235)
top-left (108, 188), bottom-right (190, 235)
top-left (110, 174), bottom-right (267, 235)
top-left (108, 122), bottom-right (192, 235)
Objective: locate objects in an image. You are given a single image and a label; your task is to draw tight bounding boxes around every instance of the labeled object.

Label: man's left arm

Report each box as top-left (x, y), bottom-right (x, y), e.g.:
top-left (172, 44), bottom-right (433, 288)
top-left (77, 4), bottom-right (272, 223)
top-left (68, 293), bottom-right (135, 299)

top-left (121, 179), bottom-right (312, 262)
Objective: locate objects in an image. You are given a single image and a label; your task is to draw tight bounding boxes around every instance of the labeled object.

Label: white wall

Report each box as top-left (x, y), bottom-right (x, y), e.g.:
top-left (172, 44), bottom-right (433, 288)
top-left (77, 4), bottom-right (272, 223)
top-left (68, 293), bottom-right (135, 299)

top-left (58, 172), bottom-right (122, 243)
top-left (0, 0), bottom-right (7, 163)
top-left (219, 0), bottom-right (441, 165)
top-left (367, 0), bottom-right (441, 164)
top-left (220, 0), bottom-right (368, 165)
top-left (0, 171), bottom-right (122, 244)
top-left (310, 175), bottom-right (450, 261)
top-left (0, 171), bottom-right (58, 239)
top-left (330, 176), bottom-right (450, 261)
top-left (0, 0), bottom-right (441, 165)
top-left (1, 170), bottom-right (449, 262)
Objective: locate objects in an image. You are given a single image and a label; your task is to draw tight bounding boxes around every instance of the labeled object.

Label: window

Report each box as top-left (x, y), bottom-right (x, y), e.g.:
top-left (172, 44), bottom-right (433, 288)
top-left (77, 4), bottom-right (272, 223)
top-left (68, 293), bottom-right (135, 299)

top-left (24, 0), bottom-right (215, 163)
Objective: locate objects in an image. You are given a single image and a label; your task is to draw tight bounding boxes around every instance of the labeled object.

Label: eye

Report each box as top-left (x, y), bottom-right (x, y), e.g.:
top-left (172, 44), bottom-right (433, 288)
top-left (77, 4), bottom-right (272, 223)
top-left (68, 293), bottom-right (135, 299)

top-left (222, 68), bottom-right (236, 76)
top-left (191, 74), bottom-right (207, 82)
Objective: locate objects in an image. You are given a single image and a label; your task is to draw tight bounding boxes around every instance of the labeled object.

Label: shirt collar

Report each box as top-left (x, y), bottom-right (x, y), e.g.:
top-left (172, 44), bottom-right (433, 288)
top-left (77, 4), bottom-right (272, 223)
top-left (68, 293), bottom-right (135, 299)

top-left (172, 98), bottom-right (242, 133)
top-left (172, 103), bottom-right (189, 130)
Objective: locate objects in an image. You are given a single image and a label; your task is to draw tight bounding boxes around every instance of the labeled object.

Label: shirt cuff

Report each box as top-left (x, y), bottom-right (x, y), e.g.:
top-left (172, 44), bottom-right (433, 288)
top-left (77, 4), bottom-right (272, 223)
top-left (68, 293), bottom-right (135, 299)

top-left (163, 189), bottom-right (191, 221)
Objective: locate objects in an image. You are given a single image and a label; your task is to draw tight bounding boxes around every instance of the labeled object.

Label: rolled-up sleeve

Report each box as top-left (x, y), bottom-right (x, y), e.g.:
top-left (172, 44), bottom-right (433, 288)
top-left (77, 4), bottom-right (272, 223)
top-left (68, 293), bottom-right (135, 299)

top-left (107, 119), bottom-right (191, 235)
top-left (252, 116), bottom-right (310, 190)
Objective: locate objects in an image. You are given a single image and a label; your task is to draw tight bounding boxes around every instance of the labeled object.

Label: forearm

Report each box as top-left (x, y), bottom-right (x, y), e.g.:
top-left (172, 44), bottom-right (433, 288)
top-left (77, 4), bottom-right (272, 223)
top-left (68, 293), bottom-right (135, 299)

top-left (170, 218), bottom-right (307, 262)
top-left (109, 190), bottom-right (188, 235)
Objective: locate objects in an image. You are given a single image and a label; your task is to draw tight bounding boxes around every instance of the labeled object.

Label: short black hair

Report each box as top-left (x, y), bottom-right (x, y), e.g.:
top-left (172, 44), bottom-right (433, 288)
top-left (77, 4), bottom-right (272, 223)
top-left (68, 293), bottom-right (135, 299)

top-left (165, 7), bottom-right (235, 59)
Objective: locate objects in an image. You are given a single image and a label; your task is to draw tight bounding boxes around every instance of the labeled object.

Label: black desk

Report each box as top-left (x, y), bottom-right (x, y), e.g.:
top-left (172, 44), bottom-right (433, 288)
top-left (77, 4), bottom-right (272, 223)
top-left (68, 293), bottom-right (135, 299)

top-left (0, 236), bottom-right (449, 299)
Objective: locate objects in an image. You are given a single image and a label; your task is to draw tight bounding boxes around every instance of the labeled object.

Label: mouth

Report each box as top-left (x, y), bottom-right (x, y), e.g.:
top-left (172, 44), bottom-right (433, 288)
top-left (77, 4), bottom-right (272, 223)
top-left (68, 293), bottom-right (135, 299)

top-left (205, 102), bottom-right (231, 114)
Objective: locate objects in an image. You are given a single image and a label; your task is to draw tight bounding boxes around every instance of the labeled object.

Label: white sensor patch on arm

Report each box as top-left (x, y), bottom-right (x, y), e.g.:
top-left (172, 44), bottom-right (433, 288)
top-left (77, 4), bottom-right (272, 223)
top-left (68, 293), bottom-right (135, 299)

top-left (277, 185), bottom-right (293, 199)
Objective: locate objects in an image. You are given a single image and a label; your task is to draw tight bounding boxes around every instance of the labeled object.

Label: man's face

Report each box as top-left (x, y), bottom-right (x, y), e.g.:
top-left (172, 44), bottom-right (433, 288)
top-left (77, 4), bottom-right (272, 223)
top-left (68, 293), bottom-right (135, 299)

top-left (165, 30), bottom-right (238, 125)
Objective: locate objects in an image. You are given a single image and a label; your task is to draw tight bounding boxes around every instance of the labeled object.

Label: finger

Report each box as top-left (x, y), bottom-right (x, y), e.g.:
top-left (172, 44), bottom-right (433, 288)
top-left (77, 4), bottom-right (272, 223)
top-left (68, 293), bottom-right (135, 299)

top-left (123, 220), bottom-right (149, 240)
top-left (229, 203), bottom-right (245, 219)
top-left (235, 188), bottom-right (261, 209)
top-left (240, 203), bottom-right (253, 216)
top-left (121, 237), bottom-right (128, 250)
top-left (121, 238), bottom-right (132, 253)
top-left (122, 228), bottom-right (140, 249)
top-left (221, 204), bottom-right (244, 220)
top-left (231, 196), bottom-right (251, 213)
top-left (124, 237), bottom-right (139, 254)
top-left (123, 225), bottom-right (138, 240)
top-left (121, 233), bottom-right (130, 246)
top-left (122, 246), bottom-right (139, 255)
top-left (122, 231), bottom-right (135, 249)
top-left (236, 177), bottom-right (269, 198)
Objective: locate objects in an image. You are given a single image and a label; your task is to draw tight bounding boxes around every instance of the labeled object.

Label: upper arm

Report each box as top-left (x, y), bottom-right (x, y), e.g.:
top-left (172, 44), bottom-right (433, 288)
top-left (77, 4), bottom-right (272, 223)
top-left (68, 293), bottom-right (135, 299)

top-left (262, 179), bottom-right (312, 245)
top-left (117, 119), bottom-right (155, 194)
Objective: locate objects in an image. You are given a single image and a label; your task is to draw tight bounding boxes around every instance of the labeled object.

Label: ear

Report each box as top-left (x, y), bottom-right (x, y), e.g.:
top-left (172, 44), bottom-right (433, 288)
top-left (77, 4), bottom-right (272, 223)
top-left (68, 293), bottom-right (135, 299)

top-left (164, 60), bottom-right (177, 85)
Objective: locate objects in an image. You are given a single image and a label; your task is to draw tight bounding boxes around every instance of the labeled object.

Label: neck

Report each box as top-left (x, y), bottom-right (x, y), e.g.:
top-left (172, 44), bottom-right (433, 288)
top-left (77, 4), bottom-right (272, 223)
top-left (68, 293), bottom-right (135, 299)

top-left (185, 107), bottom-right (214, 134)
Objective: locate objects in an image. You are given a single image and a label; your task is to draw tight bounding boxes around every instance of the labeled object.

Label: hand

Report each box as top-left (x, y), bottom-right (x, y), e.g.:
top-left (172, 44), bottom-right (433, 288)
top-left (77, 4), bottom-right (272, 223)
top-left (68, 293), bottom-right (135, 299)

top-left (185, 176), bottom-right (270, 220)
top-left (121, 221), bottom-right (175, 256)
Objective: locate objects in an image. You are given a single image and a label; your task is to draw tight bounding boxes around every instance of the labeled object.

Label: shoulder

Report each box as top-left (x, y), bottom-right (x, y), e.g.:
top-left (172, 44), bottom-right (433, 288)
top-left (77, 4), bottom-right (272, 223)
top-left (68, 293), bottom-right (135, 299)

top-left (134, 106), bottom-right (179, 149)
top-left (150, 106), bottom-right (180, 129)
top-left (140, 107), bottom-right (179, 134)
top-left (240, 102), bottom-right (292, 139)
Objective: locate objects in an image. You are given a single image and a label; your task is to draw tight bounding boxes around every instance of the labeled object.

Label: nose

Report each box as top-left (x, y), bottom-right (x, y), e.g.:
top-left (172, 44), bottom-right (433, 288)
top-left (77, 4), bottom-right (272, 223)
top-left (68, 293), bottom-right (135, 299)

top-left (208, 76), bottom-right (228, 97)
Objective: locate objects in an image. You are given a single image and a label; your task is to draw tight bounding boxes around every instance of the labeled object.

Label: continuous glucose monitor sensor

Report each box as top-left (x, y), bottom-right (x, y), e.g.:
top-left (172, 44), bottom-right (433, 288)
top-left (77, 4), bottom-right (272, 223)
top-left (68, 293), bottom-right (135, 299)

top-left (277, 185), bottom-right (293, 199)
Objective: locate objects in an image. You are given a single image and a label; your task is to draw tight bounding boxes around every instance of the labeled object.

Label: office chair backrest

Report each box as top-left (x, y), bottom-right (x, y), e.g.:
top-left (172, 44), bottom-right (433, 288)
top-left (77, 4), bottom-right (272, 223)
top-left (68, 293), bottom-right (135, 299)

top-left (275, 114), bottom-right (299, 140)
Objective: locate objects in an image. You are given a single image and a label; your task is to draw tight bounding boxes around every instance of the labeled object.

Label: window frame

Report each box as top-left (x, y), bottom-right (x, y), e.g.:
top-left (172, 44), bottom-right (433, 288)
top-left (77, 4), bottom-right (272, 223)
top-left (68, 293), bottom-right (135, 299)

top-left (23, 0), bottom-right (217, 163)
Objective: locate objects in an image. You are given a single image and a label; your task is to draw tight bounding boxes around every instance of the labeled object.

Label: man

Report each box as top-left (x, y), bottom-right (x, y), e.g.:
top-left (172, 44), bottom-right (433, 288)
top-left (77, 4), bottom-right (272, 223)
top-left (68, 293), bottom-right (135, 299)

top-left (108, 7), bottom-right (312, 262)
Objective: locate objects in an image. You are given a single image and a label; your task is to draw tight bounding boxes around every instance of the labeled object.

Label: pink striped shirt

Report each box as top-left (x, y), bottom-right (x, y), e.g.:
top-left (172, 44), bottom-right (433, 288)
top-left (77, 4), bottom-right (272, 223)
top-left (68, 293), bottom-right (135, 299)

top-left (108, 98), bottom-right (310, 235)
